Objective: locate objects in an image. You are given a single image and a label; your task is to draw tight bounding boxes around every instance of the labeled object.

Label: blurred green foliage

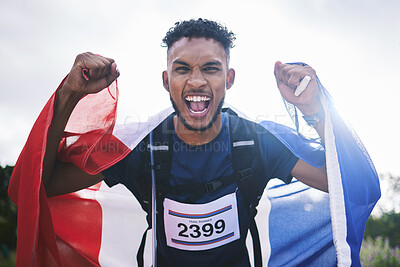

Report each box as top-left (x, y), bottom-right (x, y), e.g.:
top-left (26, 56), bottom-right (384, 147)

top-left (0, 250), bottom-right (15, 267)
top-left (360, 236), bottom-right (400, 267)
top-left (0, 166), bottom-right (16, 249)
top-left (360, 174), bottom-right (400, 266)
top-left (365, 212), bottom-right (400, 248)
top-left (0, 166), bottom-right (16, 265)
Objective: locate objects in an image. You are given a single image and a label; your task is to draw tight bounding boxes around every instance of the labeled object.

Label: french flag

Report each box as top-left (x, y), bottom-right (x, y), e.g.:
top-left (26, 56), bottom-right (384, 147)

top-left (8, 76), bottom-right (380, 266)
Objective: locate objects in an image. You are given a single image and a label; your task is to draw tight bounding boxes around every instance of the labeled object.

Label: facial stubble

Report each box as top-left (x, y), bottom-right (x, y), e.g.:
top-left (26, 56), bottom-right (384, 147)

top-left (170, 94), bottom-right (225, 132)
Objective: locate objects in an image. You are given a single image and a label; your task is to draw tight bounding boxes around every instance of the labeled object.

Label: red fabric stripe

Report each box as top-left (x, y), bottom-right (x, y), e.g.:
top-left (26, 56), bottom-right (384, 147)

top-left (59, 129), bottom-right (130, 175)
top-left (8, 77), bottom-right (127, 266)
top-left (8, 84), bottom-right (63, 266)
top-left (49, 186), bottom-right (103, 266)
top-left (57, 79), bottom-right (130, 174)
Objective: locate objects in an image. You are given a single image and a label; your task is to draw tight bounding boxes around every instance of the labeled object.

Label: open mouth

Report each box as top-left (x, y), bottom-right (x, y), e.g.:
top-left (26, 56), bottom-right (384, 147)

top-left (185, 95), bottom-right (211, 115)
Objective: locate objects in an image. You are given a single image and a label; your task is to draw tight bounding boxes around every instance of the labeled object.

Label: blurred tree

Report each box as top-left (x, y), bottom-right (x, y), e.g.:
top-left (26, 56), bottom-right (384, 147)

top-left (0, 165), bottom-right (17, 249)
top-left (365, 212), bottom-right (400, 248)
top-left (364, 174), bottom-right (400, 248)
top-left (374, 173), bottom-right (400, 215)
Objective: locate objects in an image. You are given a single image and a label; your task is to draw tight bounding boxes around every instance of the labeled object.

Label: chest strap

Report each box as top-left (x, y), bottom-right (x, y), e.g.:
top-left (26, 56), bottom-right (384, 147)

top-left (228, 113), bottom-right (265, 267)
top-left (137, 110), bottom-right (266, 267)
top-left (168, 168), bottom-right (254, 203)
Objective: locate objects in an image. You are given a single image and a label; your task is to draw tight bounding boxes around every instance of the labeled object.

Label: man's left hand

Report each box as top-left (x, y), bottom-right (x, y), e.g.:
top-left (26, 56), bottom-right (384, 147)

top-left (274, 61), bottom-right (322, 116)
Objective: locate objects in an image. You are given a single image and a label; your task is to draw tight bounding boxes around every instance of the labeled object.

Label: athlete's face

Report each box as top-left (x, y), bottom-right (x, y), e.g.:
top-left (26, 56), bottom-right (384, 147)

top-left (163, 37), bottom-right (235, 132)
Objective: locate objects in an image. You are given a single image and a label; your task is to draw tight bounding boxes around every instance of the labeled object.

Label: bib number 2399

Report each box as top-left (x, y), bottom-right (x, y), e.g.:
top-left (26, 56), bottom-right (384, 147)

top-left (164, 192), bottom-right (240, 251)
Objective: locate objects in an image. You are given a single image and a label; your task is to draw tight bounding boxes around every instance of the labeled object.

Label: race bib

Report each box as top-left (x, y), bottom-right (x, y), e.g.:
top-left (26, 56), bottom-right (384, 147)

top-left (163, 192), bottom-right (240, 251)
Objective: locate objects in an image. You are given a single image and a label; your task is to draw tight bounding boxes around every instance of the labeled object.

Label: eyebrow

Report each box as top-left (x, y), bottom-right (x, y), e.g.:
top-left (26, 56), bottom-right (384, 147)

top-left (172, 60), bottom-right (222, 67)
top-left (172, 60), bottom-right (190, 66)
top-left (203, 61), bottom-right (222, 67)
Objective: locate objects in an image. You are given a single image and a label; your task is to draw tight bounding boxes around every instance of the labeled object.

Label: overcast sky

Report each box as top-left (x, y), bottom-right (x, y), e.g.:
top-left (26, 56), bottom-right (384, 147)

top-left (1, 0), bottom-right (399, 177)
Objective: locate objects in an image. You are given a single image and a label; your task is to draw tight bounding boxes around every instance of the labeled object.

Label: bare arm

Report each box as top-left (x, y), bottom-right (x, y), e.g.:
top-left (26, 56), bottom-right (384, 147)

top-left (43, 52), bottom-right (120, 197)
top-left (274, 61), bottom-right (328, 193)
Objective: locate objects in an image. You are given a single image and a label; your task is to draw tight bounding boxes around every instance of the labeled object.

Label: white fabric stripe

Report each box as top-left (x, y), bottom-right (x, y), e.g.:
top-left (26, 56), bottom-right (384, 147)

top-left (97, 182), bottom-right (150, 266)
top-left (113, 104), bottom-right (251, 151)
top-left (255, 188), bottom-right (272, 266)
top-left (148, 144), bottom-right (169, 151)
top-left (112, 106), bottom-right (174, 150)
top-left (236, 102), bottom-right (271, 266)
top-left (321, 92), bottom-right (351, 267)
top-left (107, 103), bottom-right (276, 266)
top-left (232, 140), bottom-right (255, 147)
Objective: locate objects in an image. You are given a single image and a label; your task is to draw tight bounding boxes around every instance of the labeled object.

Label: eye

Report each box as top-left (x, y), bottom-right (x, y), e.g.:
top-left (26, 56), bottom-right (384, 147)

top-left (175, 66), bottom-right (190, 73)
top-left (203, 66), bottom-right (220, 73)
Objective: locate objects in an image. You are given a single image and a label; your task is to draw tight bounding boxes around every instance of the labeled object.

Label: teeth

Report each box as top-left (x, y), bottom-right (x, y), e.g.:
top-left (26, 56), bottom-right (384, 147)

top-left (189, 109), bottom-right (205, 114)
top-left (185, 96), bottom-right (210, 102)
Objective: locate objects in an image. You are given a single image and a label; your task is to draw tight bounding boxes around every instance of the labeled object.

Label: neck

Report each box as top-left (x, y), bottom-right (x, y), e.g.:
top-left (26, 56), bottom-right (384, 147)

top-left (174, 114), bottom-right (222, 145)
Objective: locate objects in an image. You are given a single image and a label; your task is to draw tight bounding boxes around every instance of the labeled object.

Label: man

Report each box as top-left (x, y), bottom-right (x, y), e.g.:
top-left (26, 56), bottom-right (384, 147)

top-left (42, 19), bottom-right (327, 266)
top-left (10, 19), bottom-right (380, 267)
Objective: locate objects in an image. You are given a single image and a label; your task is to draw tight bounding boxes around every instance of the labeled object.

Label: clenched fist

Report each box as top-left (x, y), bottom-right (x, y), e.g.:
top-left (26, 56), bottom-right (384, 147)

top-left (61, 52), bottom-right (120, 98)
top-left (274, 61), bottom-right (322, 116)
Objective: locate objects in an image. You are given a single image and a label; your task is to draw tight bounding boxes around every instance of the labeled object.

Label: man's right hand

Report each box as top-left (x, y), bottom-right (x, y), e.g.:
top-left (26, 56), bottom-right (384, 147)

top-left (62, 52), bottom-right (120, 98)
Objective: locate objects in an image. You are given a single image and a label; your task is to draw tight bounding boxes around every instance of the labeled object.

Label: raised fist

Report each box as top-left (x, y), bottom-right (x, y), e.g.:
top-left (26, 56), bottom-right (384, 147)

top-left (274, 61), bottom-right (321, 116)
top-left (62, 52), bottom-right (120, 97)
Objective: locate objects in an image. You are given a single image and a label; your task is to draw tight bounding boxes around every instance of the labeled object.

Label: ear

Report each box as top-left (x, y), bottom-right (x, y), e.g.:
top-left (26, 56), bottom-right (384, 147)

top-left (226, 68), bottom-right (235, 90)
top-left (162, 71), bottom-right (169, 92)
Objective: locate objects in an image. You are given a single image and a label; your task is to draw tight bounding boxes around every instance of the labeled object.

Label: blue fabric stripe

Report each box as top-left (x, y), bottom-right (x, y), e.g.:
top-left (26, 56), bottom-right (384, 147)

top-left (261, 70), bottom-right (380, 266)
top-left (269, 179), bottom-right (301, 190)
top-left (268, 187), bottom-right (310, 199)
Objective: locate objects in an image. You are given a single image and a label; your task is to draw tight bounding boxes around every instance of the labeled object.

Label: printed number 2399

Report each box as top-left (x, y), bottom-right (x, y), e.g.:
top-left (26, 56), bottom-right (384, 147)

top-left (178, 219), bottom-right (225, 238)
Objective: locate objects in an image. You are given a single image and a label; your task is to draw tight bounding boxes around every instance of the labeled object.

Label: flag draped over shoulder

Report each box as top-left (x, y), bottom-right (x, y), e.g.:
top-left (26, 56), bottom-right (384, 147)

top-left (8, 78), bottom-right (66, 267)
top-left (8, 76), bottom-right (380, 266)
top-left (8, 78), bottom-right (127, 266)
top-left (318, 80), bottom-right (381, 266)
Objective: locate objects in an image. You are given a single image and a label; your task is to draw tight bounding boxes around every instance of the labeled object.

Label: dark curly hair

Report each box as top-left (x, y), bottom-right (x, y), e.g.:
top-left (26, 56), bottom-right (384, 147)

top-left (162, 18), bottom-right (236, 61)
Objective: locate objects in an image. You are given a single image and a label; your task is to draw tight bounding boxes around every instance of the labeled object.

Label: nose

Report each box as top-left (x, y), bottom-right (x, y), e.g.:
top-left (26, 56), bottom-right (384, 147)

top-left (187, 67), bottom-right (207, 89)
